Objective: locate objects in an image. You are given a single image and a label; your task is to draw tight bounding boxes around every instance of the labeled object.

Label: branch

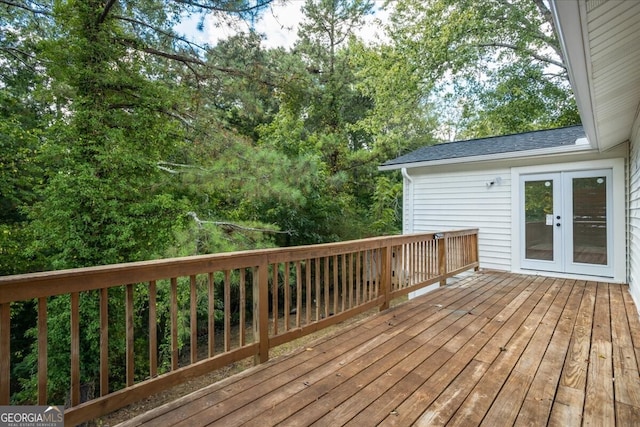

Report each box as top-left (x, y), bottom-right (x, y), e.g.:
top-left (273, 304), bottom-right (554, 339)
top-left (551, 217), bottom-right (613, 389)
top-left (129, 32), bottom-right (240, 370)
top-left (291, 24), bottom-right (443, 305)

top-left (533, 0), bottom-right (554, 30)
top-left (0, 47), bottom-right (38, 70)
top-left (118, 37), bottom-right (240, 74)
top-left (158, 161), bottom-right (205, 169)
top-left (0, 0), bottom-right (51, 15)
top-left (157, 165), bottom-right (180, 174)
top-left (476, 42), bottom-right (565, 69)
top-left (157, 161), bottom-right (206, 174)
top-left (117, 37), bottom-right (278, 89)
top-left (532, 0), bottom-right (564, 61)
top-left (170, 0), bottom-right (273, 14)
top-left (113, 14), bottom-right (208, 53)
top-left (496, 0), bottom-right (564, 65)
top-left (187, 212), bottom-right (293, 235)
top-left (136, 44), bottom-right (208, 66)
top-left (97, 0), bottom-right (118, 24)
top-left (161, 108), bottom-right (194, 127)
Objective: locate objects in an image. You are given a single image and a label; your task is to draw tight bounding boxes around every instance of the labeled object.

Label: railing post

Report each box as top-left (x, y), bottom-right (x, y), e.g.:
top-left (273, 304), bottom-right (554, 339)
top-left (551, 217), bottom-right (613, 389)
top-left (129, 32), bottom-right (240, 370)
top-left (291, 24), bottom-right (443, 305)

top-left (379, 245), bottom-right (392, 311)
top-left (254, 260), bottom-right (270, 365)
top-left (473, 231), bottom-right (480, 271)
top-left (0, 303), bottom-right (9, 405)
top-left (437, 234), bottom-right (447, 286)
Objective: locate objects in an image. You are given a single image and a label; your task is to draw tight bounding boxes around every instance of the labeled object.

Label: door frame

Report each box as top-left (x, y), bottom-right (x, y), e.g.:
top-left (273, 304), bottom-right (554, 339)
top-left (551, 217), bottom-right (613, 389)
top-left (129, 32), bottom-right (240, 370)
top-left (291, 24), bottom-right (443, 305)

top-left (519, 169), bottom-right (614, 277)
top-left (511, 158), bottom-right (625, 281)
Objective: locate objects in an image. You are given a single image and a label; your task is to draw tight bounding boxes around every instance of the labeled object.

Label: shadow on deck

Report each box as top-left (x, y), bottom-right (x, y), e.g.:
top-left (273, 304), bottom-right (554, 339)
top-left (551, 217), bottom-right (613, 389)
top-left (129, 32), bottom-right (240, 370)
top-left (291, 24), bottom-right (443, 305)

top-left (115, 270), bottom-right (640, 426)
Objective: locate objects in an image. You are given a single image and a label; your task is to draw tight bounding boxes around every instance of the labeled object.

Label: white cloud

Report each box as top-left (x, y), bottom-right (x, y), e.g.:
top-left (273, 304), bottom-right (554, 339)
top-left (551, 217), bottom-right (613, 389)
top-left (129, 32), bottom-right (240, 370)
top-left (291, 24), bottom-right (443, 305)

top-left (253, 1), bottom-right (304, 49)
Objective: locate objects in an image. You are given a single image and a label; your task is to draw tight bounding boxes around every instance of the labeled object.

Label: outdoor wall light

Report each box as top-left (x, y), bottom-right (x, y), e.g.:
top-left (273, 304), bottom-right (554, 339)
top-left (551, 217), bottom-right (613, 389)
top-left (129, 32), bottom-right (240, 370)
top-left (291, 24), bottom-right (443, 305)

top-left (486, 177), bottom-right (502, 188)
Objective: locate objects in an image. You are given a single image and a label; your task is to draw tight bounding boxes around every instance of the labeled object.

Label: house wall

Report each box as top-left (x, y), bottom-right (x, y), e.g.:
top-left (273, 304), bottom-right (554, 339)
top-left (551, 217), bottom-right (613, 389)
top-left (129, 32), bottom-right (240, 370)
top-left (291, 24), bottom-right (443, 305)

top-left (405, 165), bottom-right (512, 271)
top-left (629, 114), bottom-right (640, 308)
top-left (402, 147), bottom-right (628, 283)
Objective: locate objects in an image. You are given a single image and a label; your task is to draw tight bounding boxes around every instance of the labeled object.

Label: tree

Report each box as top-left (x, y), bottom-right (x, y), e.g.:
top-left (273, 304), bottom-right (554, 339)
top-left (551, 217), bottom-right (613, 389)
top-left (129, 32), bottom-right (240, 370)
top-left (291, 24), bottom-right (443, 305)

top-left (1, 0), bottom-right (284, 404)
top-left (384, 0), bottom-right (580, 139)
top-left (256, 0), bottom-right (390, 242)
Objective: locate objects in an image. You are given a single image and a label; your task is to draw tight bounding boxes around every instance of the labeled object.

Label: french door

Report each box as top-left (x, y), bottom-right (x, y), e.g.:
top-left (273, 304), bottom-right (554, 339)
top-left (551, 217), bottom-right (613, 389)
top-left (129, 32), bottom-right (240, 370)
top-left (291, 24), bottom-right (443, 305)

top-left (520, 169), bottom-right (613, 277)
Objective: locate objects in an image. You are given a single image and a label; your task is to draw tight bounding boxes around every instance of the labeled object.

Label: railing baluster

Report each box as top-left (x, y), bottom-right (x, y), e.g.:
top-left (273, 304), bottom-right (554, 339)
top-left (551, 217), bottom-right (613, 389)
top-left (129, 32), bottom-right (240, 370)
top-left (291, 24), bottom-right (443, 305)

top-left (348, 254), bottom-right (353, 308)
top-left (375, 249), bottom-right (380, 299)
top-left (0, 302), bottom-right (9, 405)
top-left (190, 275), bottom-right (197, 364)
top-left (170, 278), bottom-right (178, 371)
top-left (315, 258), bottom-right (320, 322)
top-left (149, 281), bottom-right (157, 379)
top-left (400, 245), bottom-right (405, 285)
top-left (207, 273), bottom-right (215, 357)
top-left (70, 292), bottom-right (80, 406)
top-left (126, 284), bottom-right (134, 387)
top-left (333, 255), bottom-right (338, 316)
top-left (380, 246), bottom-right (391, 311)
top-left (422, 241), bottom-right (427, 282)
top-left (356, 251), bottom-right (361, 305)
top-left (431, 239), bottom-right (436, 278)
top-left (272, 264), bottom-right (278, 336)
top-left (371, 249), bottom-right (376, 300)
top-left (372, 249), bottom-right (377, 300)
top-left (324, 257), bottom-right (329, 318)
top-left (240, 270), bottom-right (246, 346)
top-left (38, 297), bottom-right (48, 404)
top-left (99, 289), bottom-right (108, 396)
top-left (412, 241), bottom-right (417, 287)
top-left (224, 270), bottom-right (231, 352)
top-left (255, 263), bottom-right (269, 364)
top-left (341, 255), bottom-right (346, 312)
top-left (284, 262), bottom-right (290, 332)
top-left (305, 259), bottom-right (311, 326)
top-left (372, 249), bottom-right (377, 299)
top-left (296, 261), bottom-right (302, 327)
top-left (363, 251), bottom-right (368, 302)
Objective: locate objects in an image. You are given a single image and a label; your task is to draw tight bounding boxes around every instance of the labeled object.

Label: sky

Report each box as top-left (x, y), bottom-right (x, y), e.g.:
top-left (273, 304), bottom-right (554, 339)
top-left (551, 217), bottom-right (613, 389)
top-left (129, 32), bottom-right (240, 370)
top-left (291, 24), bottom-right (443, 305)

top-left (177, 0), bottom-right (390, 50)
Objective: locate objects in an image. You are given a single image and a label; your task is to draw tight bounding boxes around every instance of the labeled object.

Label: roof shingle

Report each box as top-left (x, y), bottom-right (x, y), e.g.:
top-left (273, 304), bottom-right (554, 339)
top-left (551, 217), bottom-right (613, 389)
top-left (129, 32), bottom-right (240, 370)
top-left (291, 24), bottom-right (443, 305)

top-left (382, 125), bottom-right (585, 167)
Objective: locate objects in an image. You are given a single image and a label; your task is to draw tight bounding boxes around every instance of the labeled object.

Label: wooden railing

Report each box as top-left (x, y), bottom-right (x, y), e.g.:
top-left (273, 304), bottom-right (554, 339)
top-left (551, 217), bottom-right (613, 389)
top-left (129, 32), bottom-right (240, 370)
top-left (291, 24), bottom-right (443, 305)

top-left (0, 229), bottom-right (478, 425)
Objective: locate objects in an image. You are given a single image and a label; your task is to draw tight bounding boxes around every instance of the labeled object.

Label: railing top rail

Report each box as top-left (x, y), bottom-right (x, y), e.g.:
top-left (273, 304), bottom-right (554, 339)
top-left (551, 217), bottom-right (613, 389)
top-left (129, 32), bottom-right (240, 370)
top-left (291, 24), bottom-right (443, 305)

top-left (0, 229), bottom-right (478, 304)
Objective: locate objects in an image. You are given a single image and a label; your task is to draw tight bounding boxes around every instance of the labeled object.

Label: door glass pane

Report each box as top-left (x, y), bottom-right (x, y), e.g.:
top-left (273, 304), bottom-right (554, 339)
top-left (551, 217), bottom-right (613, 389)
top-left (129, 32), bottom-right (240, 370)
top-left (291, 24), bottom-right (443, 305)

top-left (573, 176), bottom-right (607, 265)
top-left (525, 180), bottom-right (554, 261)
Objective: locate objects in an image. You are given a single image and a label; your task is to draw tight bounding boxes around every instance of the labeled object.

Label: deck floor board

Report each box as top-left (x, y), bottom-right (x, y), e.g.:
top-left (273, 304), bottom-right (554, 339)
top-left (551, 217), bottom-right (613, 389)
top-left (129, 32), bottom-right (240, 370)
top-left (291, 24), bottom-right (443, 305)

top-left (115, 271), bottom-right (640, 427)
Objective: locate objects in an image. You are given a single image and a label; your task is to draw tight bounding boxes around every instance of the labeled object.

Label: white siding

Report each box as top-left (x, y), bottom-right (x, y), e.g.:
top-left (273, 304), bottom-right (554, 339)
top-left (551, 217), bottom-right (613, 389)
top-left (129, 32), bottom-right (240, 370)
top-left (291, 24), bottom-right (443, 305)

top-left (586, 0), bottom-right (640, 151)
top-left (407, 168), bottom-right (512, 271)
top-left (629, 114), bottom-right (640, 310)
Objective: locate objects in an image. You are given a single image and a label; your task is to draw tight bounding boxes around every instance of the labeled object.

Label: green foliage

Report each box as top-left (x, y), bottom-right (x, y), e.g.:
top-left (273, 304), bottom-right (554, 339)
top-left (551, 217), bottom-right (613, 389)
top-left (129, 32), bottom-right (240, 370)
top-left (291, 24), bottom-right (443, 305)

top-left (524, 180), bottom-right (554, 221)
top-left (0, 118), bottom-right (42, 274)
top-left (385, 0), bottom-right (580, 138)
top-left (204, 32), bottom-right (282, 139)
top-left (21, 1), bottom-right (190, 269)
top-left (348, 40), bottom-right (439, 159)
top-left (369, 174), bottom-right (402, 235)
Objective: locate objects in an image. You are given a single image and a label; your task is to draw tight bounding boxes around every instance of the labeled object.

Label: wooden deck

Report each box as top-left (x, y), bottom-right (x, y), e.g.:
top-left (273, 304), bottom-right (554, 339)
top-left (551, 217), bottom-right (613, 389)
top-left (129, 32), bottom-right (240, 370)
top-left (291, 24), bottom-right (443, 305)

top-left (116, 270), bottom-right (640, 427)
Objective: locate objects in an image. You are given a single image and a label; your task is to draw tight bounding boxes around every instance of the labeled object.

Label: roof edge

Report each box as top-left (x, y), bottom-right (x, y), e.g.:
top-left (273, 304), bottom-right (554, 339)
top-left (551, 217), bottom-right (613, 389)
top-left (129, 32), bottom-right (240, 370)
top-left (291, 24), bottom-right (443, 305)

top-left (378, 142), bottom-right (597, 171)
